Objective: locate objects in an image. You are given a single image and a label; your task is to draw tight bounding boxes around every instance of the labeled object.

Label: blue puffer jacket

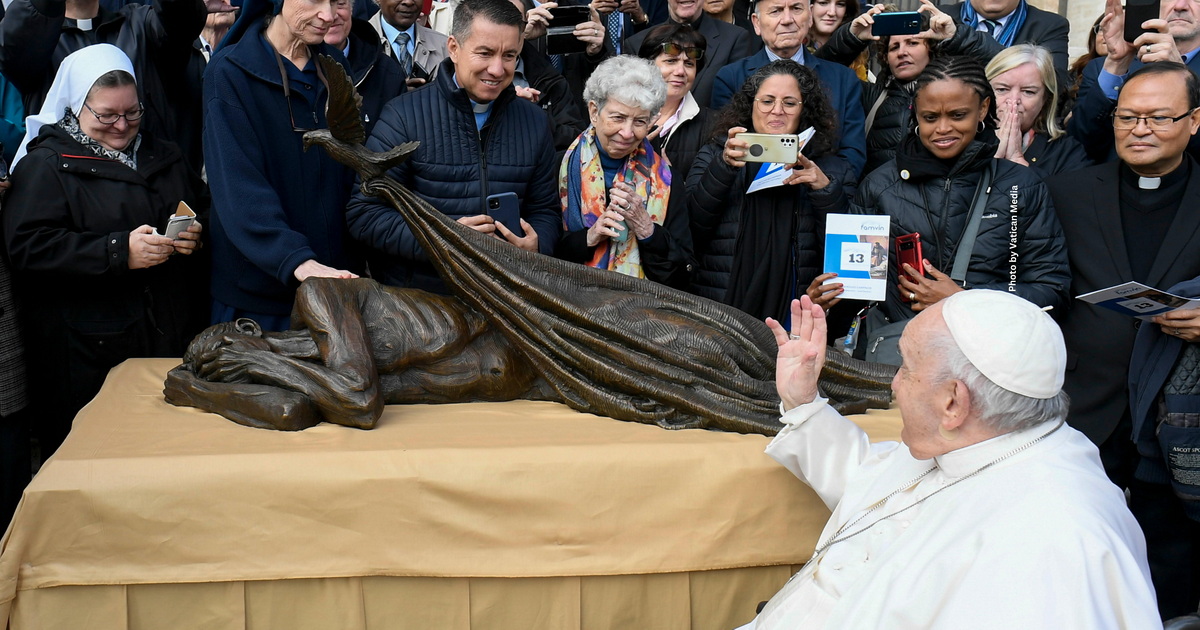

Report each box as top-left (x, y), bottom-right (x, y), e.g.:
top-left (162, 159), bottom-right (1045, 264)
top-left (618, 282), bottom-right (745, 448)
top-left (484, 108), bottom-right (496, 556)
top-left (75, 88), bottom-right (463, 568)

top-left (203, 19), bottom-right (362, 316)
top-left (345, 58), bottom-right (561, 294)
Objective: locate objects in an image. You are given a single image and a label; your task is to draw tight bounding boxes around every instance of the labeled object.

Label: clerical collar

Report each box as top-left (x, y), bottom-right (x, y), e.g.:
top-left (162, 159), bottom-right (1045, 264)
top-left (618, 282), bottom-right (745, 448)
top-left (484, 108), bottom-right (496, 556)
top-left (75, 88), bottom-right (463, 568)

top-left (933, 421), bottom-right (1062, 478)
top-left (1120, 159), bottom-right (1189, 191)
top-left (452, 74), bottom-right (494, 114)
top-left (75, 17), bottom-right (94, 30)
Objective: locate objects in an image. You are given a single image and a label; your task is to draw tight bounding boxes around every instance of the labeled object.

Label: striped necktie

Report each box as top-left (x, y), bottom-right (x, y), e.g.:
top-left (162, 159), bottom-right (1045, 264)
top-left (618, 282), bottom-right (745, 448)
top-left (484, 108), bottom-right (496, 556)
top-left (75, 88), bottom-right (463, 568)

top-left (394, 31), bottom-right (413, 75)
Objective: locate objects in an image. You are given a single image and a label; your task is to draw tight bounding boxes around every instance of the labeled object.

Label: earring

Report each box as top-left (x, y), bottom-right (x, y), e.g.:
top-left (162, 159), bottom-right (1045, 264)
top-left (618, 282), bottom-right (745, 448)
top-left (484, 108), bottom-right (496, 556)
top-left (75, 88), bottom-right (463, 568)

top-left (977, 120), bottom-right (986, 133)
top-left (939, 425), bottom-right (960, 441)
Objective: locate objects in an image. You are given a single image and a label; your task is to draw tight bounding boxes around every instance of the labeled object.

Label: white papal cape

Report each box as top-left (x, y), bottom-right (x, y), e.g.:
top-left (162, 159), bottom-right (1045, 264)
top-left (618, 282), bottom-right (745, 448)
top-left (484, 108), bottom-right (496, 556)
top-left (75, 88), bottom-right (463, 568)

top-left (739, 398), bottom-right (1160, 630)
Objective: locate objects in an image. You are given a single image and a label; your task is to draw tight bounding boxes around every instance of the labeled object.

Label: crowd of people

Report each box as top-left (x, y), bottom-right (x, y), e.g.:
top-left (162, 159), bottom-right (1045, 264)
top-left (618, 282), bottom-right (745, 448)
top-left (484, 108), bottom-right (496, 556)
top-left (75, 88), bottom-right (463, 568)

top-left (0, 0), bottom-right (1199, 622)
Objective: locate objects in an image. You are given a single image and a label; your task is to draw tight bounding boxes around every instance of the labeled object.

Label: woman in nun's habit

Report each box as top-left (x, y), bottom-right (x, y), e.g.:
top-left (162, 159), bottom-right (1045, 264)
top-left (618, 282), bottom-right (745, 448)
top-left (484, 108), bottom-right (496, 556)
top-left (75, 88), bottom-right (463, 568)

top-left (2, 43), bottom-right (209, 459)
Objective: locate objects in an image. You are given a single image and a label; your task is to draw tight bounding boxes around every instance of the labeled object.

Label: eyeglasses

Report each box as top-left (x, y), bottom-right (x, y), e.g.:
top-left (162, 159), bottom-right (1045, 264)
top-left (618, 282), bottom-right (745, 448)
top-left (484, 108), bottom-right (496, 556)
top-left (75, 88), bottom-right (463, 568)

top-left (1112, 107), bottom-right (1199, 130)
top-left (754, 97), bottom-right (802, 113)
top-left (83, 102), bottom-right (145, 125)
top-left (658, 42), bottom-right (704, 61)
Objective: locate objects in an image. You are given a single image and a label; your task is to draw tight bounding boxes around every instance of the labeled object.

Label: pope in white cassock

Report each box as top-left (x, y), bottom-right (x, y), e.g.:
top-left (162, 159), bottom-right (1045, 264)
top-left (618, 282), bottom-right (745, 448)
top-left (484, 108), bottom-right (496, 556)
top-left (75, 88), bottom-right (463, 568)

top-left (738, 290), bottom-right (1160, 629)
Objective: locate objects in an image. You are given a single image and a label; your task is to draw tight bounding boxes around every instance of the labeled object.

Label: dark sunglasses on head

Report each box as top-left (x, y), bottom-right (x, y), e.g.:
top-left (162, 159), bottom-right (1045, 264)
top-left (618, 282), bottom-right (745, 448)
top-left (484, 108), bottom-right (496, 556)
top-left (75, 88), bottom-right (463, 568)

top-left (658, 42), bottom-right (704, 61)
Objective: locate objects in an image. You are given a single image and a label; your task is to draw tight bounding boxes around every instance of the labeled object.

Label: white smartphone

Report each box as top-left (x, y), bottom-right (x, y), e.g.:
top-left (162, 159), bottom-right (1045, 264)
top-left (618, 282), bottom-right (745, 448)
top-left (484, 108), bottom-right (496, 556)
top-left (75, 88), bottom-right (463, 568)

top-left (163, 214), bottom-right (196, 240)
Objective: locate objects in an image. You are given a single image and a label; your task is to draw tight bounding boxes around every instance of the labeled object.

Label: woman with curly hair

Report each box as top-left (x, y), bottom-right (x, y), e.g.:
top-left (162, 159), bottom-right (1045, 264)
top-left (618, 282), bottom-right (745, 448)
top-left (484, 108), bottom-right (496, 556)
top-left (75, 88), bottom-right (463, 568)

top-left (685, 59), bottom-right (852, 322)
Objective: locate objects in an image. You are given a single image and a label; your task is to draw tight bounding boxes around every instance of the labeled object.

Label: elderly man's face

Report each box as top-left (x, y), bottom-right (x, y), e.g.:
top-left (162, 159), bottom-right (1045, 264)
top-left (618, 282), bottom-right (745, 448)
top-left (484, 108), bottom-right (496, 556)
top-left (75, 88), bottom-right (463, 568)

top-left (668, 0), bottom-right (703, 24)
top-left (448, 17), bottom-right (522, 103)
top-left (752, 0), bottom-right (810, 59)
top-left (324, 0), bottom-right (352, 49)
top-left (970, 0), bottom-right (1020, 20)
top-left (1162, 0), bottom-right (1200, 48)
top-left (1114, 70), bottom-right (1200, 177)
top-left (892, 305), bottom-right (959, 460)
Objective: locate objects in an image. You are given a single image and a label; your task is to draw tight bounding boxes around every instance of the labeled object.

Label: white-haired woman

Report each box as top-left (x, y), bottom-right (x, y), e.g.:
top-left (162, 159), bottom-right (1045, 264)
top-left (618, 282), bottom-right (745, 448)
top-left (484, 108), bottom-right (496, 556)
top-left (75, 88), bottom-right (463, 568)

top-left (558, 55), bottom-right (693, 289)
top-left (988, 44), bottom-right (1092, 177)
top-left (2, 44), bottom-right (208, 458)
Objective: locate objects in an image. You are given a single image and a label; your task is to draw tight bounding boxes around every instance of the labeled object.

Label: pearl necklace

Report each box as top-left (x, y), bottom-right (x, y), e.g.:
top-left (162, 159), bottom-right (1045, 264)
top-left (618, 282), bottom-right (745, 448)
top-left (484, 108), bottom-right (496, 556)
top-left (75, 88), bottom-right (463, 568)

top-left (809, 420), bottom-right (1065, 560)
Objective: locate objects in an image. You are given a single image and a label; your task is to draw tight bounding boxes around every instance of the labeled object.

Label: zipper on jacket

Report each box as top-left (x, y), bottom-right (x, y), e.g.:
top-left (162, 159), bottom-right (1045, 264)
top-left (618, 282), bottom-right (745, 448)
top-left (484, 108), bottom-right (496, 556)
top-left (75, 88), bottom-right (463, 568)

top-left (478, 121), bottom-right (492, 213)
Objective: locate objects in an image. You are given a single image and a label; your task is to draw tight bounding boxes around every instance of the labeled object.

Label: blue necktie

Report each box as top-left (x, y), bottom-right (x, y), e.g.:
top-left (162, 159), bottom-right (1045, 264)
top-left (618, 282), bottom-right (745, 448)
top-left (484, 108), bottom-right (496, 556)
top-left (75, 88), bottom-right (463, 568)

top-left (394, 32), bottom-right (413, 75)
top-left (607, 12), bottom-right (622, 54)
top-left (982, 19), bottom-right (1001, 40)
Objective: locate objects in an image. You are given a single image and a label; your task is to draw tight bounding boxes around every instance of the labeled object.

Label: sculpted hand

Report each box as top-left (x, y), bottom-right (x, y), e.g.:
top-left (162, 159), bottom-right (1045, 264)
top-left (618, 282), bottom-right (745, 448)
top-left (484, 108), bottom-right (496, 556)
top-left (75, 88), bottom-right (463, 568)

top-left (723, 126), bottom-right (749, 168)
top-left (172, 220), bottom-right (204, 255)
top-left (899, 259), bottom-right (963, 312)
top-left (608, 181), bottom-right (653, 239)
top-left (783, 153), bottom-right (830, 189)
top-left (293, 259), bottom-right (359, 281)
top-left (128, 225), bottom-right (175, 269)
top-left (1152, 307), bottom-right (1200, 343)
top-left (496, 218), bottom-right (540, 252)
top-left (806, 272), bottom-right (844, 312)
top-left (766, 296), bottom-right (827, 411)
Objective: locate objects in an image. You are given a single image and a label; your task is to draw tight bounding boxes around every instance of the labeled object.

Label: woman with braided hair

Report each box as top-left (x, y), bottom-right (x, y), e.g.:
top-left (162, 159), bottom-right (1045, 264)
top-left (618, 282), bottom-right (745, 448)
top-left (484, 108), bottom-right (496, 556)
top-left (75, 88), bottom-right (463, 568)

top-left (819, 55), bottom-right (1070, 361)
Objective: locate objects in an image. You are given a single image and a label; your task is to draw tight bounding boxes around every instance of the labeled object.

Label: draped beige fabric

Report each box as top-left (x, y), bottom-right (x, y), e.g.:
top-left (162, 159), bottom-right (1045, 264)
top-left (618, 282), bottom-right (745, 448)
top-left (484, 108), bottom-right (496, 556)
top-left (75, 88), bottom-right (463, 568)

top-left (0, 359), bottom-right (902, 629)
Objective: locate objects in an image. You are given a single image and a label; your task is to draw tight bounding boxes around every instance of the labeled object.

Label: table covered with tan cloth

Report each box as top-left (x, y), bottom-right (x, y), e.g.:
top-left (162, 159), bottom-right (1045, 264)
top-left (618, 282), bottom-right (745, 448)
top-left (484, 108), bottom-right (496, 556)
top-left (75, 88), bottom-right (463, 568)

top-left (0, 359), bottom-right (901, 630)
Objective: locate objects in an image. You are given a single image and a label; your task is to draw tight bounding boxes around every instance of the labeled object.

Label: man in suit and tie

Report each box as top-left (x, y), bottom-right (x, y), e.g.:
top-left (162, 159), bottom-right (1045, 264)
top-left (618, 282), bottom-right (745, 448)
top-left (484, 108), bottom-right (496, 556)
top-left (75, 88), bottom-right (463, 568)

top-left (1049, 62), bottom-right (1200, 620)
top-left (373, 0), bottom-right (450, 87)
top-left (1070, 0), bottom-right (1200, 164)
top-left (709, 0), bottom-right (864, 176)
top-left (623, 0), bottom-right (758, 106)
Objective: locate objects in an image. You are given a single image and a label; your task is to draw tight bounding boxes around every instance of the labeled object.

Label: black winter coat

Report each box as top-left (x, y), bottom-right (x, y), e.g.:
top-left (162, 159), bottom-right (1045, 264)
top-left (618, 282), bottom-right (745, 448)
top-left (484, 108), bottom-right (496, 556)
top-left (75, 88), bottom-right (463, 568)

top-left (519, 46), bottom-right (587, 152)
top-left (860, 77), bottom-right (915, 177)
top-left (686, 141), bottom-right (853, 321)
top-left (651, 96), bottom-right (711, 189)
top-left (851, 138), bottom-right (1071, 324)
top-left (2, 125), bottom-right (208, 454)
top-left (345, 58), bottom-right (562, 294)
top-left (1024, 132), bottom-right (1093, 178)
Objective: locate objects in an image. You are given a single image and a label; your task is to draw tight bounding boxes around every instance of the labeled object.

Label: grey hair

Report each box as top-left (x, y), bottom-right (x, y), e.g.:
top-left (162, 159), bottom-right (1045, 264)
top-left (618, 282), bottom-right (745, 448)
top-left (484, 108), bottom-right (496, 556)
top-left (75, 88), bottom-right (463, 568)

top-left (927, 314), bottom-right (1070, 434)
top-left (583, 55), bottom-right (667, 117)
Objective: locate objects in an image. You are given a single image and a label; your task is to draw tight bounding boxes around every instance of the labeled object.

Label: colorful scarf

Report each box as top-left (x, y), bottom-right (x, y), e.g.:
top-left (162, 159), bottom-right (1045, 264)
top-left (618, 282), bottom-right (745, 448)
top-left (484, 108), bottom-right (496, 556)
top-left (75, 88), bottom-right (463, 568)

top-left (560, 126), bottom-right (671, 278)
top-left (960, 0), bottom-right (1027, 48)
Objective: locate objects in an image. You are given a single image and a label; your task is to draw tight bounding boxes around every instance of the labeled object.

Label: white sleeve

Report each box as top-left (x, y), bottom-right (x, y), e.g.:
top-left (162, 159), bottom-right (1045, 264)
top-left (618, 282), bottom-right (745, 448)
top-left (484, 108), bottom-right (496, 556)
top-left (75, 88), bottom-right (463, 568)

top-left (763, 398), bottom-right (877, 511)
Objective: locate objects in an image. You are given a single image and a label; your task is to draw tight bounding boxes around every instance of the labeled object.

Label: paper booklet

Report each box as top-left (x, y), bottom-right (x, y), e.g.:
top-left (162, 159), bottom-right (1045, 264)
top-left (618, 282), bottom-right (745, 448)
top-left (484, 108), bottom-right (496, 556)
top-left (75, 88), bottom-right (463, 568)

top-left (823, 213), bottom-right (890, 301)
top-left (746, 127), bottom-right (817, 194)
top-left (1076, 281), bottom-right (1200, 319)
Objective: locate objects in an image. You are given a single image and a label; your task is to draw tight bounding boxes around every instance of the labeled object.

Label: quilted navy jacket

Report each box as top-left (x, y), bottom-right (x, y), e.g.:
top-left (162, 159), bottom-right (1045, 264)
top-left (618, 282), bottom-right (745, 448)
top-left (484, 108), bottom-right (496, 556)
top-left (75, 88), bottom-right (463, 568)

top-left (345, 58), bottom-right (561, 294)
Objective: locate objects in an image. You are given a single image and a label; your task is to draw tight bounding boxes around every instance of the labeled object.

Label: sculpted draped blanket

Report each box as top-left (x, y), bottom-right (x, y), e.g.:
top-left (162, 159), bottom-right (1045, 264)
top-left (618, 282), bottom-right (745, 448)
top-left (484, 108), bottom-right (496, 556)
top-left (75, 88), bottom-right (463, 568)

top-left (363, 178), bottom-right (784, 434)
